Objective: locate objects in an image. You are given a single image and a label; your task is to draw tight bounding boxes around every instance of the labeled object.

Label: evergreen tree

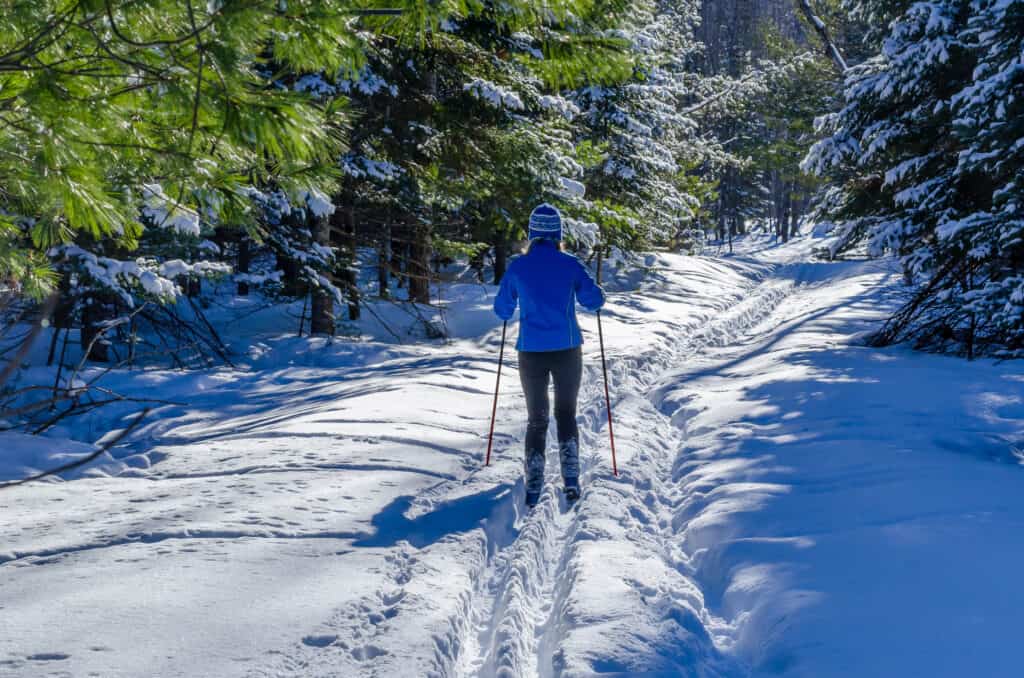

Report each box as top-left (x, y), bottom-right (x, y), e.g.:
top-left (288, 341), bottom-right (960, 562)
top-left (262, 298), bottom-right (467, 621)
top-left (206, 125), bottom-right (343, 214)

top-left (805, 0), bottom-right (1024, 354)
top-left (948, 0), bottom-right (1024, 352)
top-left (570, 0), bottom-right (721, 252)
top-left (0, 0), bottom-right (356, 295)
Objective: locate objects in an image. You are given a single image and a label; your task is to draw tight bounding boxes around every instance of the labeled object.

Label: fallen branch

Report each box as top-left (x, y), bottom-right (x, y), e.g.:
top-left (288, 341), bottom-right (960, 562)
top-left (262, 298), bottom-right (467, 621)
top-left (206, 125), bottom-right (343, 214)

top-left (681, 69), bottom-right (767, 116)
top-left (185, 295), bottom-right (234, 367)
top-left (358, 297), bottom-right (404, 343)
top-left (0, 383), bottom-right (184, 429)
top-left (70, 304), bottom-right (146, 387)
top-left (0, 407), bottom-right (149, 490)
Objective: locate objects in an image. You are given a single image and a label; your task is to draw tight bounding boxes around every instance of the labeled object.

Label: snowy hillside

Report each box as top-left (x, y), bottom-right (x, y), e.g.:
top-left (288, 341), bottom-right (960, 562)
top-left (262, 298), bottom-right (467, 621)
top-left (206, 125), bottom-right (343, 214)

top-left (3, 239), bottom-right (1023, 677)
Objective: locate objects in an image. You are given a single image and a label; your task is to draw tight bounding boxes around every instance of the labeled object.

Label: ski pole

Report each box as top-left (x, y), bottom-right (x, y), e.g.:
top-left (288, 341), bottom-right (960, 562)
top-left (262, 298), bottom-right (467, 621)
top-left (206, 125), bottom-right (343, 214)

top-left (484, 320), bottom-right (507, 466)
top-left (595, 248), bottom-right (618, 477)
top-left (596, 310), bottom-right (618, 477)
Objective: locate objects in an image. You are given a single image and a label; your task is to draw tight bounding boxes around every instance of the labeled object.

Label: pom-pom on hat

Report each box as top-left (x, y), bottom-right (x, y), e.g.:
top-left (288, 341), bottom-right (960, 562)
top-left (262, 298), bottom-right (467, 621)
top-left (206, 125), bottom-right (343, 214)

top-left (528, 203), bottom-right (562, 241)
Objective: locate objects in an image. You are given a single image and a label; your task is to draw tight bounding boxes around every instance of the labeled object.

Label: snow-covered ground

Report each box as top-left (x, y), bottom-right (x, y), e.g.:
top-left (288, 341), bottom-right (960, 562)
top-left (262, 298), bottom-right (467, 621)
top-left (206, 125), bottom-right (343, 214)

top-left (2, 238), bottom-right (1023, 677)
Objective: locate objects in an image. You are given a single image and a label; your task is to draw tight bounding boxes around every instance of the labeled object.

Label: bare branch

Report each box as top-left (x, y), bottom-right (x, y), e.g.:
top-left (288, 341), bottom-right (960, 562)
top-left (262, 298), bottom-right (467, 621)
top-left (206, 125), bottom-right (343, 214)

top-left (0, 408), bottom-right (149, 490)
top-left (796, 0), bottom-right (848, 73)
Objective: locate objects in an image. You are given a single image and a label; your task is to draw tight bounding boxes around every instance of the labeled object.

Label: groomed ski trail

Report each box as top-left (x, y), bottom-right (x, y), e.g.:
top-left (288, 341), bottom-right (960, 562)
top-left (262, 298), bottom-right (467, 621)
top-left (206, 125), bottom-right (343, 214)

top-left (12, 243), bottom-right (1024, 678)
top-left (215, 247), bottom-right (803, 678)
top-left (456, 264), bottom-right (797, 678)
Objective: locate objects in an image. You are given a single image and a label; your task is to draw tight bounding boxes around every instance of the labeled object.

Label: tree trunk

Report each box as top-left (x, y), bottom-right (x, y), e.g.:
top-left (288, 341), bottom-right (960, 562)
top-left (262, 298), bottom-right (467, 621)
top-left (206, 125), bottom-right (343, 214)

top-left (493, 237), bottom-right (508, 285)
top-left (237, 237), bottom-right (251, 296)
top-left (797, 0), bottom-right (848, 72)
top-left (408, 224), bottom-right (432, 304)
top-left (780, 183), bottom-right (793, 243)
top-left (47, 280), bottom-right (73, 366)
top-left (772, 170), bottom-right (784, 239)
top-left (342, 206), bottom-right (360, 320)
top-left (280, 257), bottom-right (303, 297)
top-left (406, 62), bottom-right (437, 306)
top-left (789, 190), bottom-right (801, 239)
top-left (80, 295), bottom-right (112, 362)
top-left (392, 231), bottom-right (406, 289)
top-left (310, 215), bottom-right (335, 336)
top-left (378, 213), bottom-right (391, 299)
top-left (470, 247), bottom-right (485, 283)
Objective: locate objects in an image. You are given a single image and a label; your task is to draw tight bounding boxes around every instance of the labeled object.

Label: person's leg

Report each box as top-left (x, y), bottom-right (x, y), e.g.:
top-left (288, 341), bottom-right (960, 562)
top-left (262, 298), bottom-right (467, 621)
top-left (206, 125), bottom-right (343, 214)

top-left (551, 347), bottom-right (583, 491)
top-left (517, 351), bottom-right (550, 503)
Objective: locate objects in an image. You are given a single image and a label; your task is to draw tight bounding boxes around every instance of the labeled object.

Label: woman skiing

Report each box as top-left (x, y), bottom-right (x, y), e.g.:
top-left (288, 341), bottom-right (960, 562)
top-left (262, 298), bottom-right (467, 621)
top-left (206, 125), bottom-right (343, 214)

top-left (493, 203), bottom-right (606, 507)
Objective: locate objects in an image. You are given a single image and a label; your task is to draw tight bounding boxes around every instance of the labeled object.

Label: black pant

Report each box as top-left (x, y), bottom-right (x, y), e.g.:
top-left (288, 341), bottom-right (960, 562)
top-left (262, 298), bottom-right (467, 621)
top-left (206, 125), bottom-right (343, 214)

top-left (518, 347), bottom-right (582, 488)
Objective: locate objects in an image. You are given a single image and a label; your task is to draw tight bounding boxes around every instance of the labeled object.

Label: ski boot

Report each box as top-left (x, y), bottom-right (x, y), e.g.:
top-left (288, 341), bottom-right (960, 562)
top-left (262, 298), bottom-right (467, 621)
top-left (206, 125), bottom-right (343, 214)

top-left (563, 477), bottom-right (581, 503)
top-left (560, 438), bottom-right (581, 503)
top-left (524, 448), bottom-right (545, 508)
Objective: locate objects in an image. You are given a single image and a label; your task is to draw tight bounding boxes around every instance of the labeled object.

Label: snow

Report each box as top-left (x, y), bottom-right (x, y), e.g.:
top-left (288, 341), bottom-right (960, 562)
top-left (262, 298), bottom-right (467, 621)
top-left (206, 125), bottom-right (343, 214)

top-left (294, 73), bottom-right (336, 98)
top-left (0, 433), bottom-right (124, 485)
top-left (54, 245), bottom-right (185, 303)
top-left (464, 79), bottom-right (525, 111)
top-left (558, 176), bottom-right (586, 198)
top-left (302, 188), bottom-right (335, 217)
top-left (3, 237), bottom-right (1024, 676)
top-left (139, 183), bottom-right (201, 236)
top-left (341, 155), bottom-right (402, 182)
top-left (537, 95), bottom-right (580, 120)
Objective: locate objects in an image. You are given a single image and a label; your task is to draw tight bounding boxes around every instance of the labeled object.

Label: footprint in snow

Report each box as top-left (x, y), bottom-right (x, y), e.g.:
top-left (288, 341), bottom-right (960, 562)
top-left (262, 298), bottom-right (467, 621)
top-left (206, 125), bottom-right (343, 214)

top-left (26, 652), bottom-right (70, 661)
top-left (301, 634), bottom-right (338, 648)
top-left (350, 645), bottom-right (387, 661)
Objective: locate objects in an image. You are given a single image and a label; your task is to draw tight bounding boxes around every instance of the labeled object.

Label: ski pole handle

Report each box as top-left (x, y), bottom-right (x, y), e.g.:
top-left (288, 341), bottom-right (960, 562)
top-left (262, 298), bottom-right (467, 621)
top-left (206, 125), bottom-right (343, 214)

top-left (485, 321), bottom-right (507, 466)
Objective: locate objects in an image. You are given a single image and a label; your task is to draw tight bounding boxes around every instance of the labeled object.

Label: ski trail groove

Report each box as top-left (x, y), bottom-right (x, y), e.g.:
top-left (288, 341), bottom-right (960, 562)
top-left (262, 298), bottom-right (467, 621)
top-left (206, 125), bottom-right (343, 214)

top-left (456, 267), bottom-right (797, 678)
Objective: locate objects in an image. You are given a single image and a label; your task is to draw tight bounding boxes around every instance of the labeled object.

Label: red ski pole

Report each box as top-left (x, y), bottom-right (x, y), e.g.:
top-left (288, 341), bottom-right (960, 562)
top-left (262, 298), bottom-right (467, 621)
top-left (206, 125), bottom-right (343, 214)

top-left (484, 321), bottom-right (507, 466)
top-left (595, 250), bottom-right (618, 476)
top-left (596, 310), bottom-right (618, 476)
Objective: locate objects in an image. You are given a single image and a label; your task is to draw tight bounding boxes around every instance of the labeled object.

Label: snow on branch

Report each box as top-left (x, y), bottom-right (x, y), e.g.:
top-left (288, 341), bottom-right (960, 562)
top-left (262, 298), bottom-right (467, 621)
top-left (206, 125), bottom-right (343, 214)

top-left (302, 188), bottom-right (335, 218)
top-left (139, 183), bottom-right (200, 236)
top-left (53, 245), bottom-right (230, 306)
top-left (464, 78), bottom-right (525, 111)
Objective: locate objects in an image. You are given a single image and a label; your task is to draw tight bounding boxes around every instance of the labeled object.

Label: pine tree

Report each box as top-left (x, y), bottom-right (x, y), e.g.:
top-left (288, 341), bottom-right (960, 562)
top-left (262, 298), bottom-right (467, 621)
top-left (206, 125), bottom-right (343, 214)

top-left (0, 0), bottom-right (361, 356)
top-left (0, 1), bottom-right (356, 281)
top-left (805, 0), bottom-right (1024, 354)
top-left (312, 0), bottom-right (633, 297)
top-left (948, 0), bottom-right (1024, 352)
top-left (569, 0), bottom-right (723, 252)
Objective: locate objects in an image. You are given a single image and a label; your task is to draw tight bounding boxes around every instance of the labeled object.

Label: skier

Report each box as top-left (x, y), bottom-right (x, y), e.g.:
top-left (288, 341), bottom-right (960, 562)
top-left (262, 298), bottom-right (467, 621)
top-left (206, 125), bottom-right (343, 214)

top-left (493, 203), bottom-right (606, 507)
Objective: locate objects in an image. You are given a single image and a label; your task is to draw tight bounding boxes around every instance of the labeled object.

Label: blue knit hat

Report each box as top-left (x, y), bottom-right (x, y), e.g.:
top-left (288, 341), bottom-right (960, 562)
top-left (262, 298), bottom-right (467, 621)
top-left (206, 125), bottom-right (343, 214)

top-left (528, 203), bottom-right (562, 241)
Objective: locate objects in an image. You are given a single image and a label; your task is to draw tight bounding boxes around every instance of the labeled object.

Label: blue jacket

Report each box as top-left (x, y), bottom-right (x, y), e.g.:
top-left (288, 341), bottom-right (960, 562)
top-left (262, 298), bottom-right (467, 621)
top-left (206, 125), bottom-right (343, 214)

top-left (493, 240), bottom-right (606, 352)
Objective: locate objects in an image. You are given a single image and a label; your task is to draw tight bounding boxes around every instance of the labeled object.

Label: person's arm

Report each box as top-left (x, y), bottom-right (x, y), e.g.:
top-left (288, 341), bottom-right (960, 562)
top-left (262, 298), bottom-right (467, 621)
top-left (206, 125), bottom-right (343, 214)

top-left (575, 260), bottom-right (605, 311)
top-left (493, 268), bottom-right (518, 320)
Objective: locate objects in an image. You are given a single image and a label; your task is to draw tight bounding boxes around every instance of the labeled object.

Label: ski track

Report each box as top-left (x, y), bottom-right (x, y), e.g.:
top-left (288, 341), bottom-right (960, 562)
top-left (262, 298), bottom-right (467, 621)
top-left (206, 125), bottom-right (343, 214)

top-left (2, 251), bottom-right (834, 678)
top-left (455, 268), bottom-right (797, 678)
top-left (237, 254), bottom-right (797, 678)
top-left (10, 248), bottom-right (1024, 677)
top-left (237, 255), bottom-right (805, 678)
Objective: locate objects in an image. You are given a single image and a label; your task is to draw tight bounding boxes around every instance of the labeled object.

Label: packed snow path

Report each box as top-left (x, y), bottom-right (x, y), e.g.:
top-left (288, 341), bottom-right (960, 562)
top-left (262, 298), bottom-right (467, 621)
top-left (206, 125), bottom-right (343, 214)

top-left (3, 240), bottom-right (1024, 677)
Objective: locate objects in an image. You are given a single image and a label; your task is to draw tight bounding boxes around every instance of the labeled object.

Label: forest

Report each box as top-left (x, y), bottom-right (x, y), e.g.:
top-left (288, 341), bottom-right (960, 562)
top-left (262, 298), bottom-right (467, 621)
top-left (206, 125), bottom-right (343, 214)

top-left (3, 0), bottom-right (1021, 375)
top-left (2, 1), bottom-right (1024, 676)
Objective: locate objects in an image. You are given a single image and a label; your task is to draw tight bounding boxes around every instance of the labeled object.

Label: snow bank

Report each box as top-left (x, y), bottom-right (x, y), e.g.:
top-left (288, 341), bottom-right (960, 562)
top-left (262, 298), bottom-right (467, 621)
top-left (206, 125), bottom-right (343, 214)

top-left (0, 432), bottom-right (125, 485)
